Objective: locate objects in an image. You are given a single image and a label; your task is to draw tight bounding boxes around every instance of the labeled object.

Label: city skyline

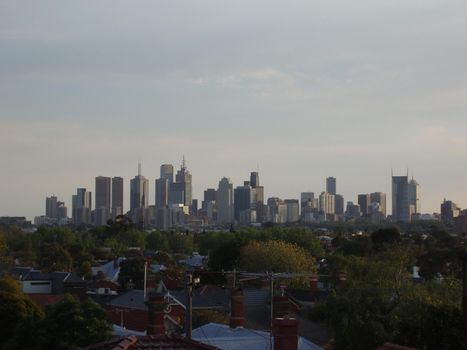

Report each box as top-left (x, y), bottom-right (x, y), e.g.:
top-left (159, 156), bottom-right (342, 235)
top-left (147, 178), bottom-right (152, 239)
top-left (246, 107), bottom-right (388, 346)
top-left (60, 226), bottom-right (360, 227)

top-left (1, 1), bottom-right (467, 219)
top-left (8, 157), bottom-right (463, 221)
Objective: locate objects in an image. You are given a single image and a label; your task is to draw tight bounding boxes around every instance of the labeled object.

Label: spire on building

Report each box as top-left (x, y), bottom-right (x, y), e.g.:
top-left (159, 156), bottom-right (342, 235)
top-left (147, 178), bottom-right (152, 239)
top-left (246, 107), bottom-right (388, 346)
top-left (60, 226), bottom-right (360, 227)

top-left (181, 155), bottom-right (186, 170)
top-left (138, 161), bottom-right (142, 176)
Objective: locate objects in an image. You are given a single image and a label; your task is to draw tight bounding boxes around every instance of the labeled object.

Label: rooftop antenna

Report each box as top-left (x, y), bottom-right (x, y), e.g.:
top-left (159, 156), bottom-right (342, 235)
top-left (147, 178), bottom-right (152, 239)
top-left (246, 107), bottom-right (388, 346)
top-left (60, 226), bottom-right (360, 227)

top-left (182, 155), bottom-right (186, 170)
top-left (138, 159), bottom-right (142, 176)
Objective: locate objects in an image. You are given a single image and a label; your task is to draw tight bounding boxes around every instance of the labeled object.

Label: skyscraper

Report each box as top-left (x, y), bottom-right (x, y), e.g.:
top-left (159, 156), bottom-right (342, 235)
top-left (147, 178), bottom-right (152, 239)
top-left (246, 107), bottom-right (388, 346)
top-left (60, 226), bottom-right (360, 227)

top-left (171, 157), bottom-right (192, 207)
top-left (216, 177), bottom-right (234, 224)
top-left (358, 194), bottom-right (371, 216)
top-left (250, 172), bottom-right (260, 188)
top-left (130, 163), bottom-right (149, 212)
top-left (392, 174), bottom-right (410, 222)
top-left (370, 192), bottom-right (387, 217)
top-left (408, 178), bottom-right (421, 216)
top-left (155, 178), bottom-right (169, 208)
top-left (112, 176), bottom-right (124, 217)
top-left (234, 183), bottom-right (255, 221)
top-left (202, 188), bottom-right (217, 210)
top-left (335, 194), bottom-right (345, 216)
top-left (319, 192), bottom-right (335, 215)
top-left (160, 164), bottom-right (174, 183)
top-left (326, 177), bottom-right (336, 195)
top-left (46, 195), bottom-right (58, 218)
top-left (95, 176), bottom-right (111, 209)
top-left (300, 192), bottom-right (315, 211)
top-left (72, 188), bottom-right (92, 225)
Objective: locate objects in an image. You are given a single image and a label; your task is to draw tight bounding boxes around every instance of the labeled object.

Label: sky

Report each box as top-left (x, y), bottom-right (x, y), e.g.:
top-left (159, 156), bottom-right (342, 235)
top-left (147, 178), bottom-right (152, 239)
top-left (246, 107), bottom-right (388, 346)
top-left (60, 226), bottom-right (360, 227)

top-left (1, 0), bottom-right (467, 220)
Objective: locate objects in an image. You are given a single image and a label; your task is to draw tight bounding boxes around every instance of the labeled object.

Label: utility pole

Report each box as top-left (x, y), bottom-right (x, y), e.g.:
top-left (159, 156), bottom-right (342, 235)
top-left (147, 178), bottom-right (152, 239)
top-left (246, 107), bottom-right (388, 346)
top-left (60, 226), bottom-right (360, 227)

top-left (269, 272), bottom-right (274, 350)
top-left (185, 273), bottom-right (193, 339)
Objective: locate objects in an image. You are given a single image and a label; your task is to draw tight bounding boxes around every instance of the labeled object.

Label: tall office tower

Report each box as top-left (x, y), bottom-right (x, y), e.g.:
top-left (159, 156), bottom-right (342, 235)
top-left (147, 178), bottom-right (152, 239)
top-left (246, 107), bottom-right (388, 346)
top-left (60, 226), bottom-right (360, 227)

top-left (441, 199), bottom-right (460, 225)
top-left (250, 172), bottom-right (260, 188)
top-left (72, 188), bottom-right (92, 225)
top-left (130, 163), bottom-right (149, 211)
top-left (112, 177), bottom-right (124, 217)
top-left (155, 178), bottom-right (169, 208)
top-left (370, 192), bottom-right (387, 217)
top-left (173, 157), bottom-right (192, 206)
top-left (345, 201), bottom-right (361, 220)
top-left (234, 183), bottom-right (255, 221)
top-left (46, 196), bottom-right (58, 218)
top-left (56, 201), bottom-right (67, 220)
top-left (335, 194), bottom-right (345, 215)
top-left (358, 194), bottom-right (371, 216)
top-left (202, 188), bottom-right (217, 210)
top-left (217, 177), bottom-right (234, 224)
top-left (408, 178), bottom-right (421, 216)
top-left (392, 174), bottom-right (410, 222)
top-left (267, 197), bottom-right (287, 223)
top-left (191, 199), bottom-right (199, 216)
top-left (326, 177), bottom-right (337, 195)
top-left (284, 199), bottom-right (300, 223)
top-left (300, 192), bottom-right (315, 212)
top-left (319, 192), bottom-right (335, 214)
top-left (160, 164), bottom-right (174, 183)
top-left (95, 176), bottom-right (111, 209)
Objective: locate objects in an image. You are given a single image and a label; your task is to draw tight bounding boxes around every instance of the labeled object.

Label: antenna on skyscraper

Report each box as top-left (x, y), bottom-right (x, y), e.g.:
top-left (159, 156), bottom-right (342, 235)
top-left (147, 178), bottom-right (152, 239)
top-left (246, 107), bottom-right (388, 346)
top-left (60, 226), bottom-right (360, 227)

top-left (182, 155), bottom-right (186, 170)
top-left (138, 160), bottom-right (142, 176)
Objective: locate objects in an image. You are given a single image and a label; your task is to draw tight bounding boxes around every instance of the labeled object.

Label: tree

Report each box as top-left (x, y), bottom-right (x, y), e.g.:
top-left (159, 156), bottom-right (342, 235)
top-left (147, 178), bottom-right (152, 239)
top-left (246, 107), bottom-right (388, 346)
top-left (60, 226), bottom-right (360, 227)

top-left (167, 232), bottom-right (194, 254)
top-left (119, 257), bottom-right (146, 289)
top-left (38, 243), bottom-right (72, 272)
top-left (239, 240), bottom-right (316, 286)
top-left (0, 277), bottom-right (44, 348)
top-left (371, 227), bottom-right (400, 251)
top-left (42, 294), bottom-right (112, 349)
top-left (146, 231), bottom-right (169, 252)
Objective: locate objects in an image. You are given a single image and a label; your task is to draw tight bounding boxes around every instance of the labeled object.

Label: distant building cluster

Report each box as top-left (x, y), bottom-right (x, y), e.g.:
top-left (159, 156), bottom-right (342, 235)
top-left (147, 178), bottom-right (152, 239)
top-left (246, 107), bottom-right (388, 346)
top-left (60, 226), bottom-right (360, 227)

top-left (32, 161), bottom-right (466, 233)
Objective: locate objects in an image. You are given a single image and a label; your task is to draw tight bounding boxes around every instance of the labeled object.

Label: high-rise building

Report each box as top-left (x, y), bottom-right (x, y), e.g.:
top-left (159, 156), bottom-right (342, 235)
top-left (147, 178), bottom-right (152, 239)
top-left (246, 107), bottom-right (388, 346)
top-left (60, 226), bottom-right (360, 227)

top-left (358, 194), bottom-right (371, 216)
top-left (46, 196), bottom-right (58, 219)
top-left (345, 201), bottom-right (361, 220)
top-left (216, 177), bottom-right (234, 224)
top-left (112, 177), bottom-right (124, 218)
top-left (335, 194), bottom-right (345, 216)
top-left (267, 197), bottom-right (287, 223)
top-left (171, 157), bottom-right (192, 207)
top-left (130, 163), bottom-right (149, 212)
top-left (370, 192), bottom-right (387, 217)
top-left (250, 172), bottom-right (260, 188)
top-left (234, 183), bottom-right (255, 222)
top-left (160, 164), bottom-right (174, 183)
top-left (300, 192), bottom-right (315, 212)
top-left (326, 177), bottom-right (336, 195)
top-left (155, 178), bottom-right (169, 208)
top-left (72, 188), bottom-right (92, 225)
top-left (392, 174), bottom-right (410, 222)
top-left (441, 199), bottom-right (460, 225)
top-left (284, 199), bottom-right (300, 223)
top-left (202, 188), bottom-right (217, 210)
top-left (408, 178), bottom-right (421, 216)
top-left (95, 176), bottom-right (111, 212)
top-left (319, 192), bottom-right (335, 215)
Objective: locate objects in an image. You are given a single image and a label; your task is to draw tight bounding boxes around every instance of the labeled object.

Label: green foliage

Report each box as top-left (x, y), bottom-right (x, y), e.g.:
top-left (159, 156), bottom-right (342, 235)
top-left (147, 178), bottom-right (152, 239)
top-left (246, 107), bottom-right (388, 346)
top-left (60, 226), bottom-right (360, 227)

top-left (239, 240), bottom-right (316, 287)
top-left (146, 231), bottom-right (170, 252)
top-left (42, 295), bottom-right (112, 348)
top-left (38, 243), bottom-right (73, 272)
top-left (119, 257), bottom-right (146, 289)
top-left (167, 232), bottom-right (194, 254)
top-left (371, 227), bottom-right (401, 251)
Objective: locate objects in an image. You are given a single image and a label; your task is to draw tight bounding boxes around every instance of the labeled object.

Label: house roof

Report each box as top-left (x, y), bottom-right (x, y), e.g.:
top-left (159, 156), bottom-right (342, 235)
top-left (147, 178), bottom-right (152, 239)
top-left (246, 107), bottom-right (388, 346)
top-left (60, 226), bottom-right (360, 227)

top-left (191, 323), bottom-right (324, 350)
top-left (87, 335), bottom-right (220, 350)
top-left (169, 286), bottom-right (229, 310)
top-left (108, 290), bottom-right (147, 310)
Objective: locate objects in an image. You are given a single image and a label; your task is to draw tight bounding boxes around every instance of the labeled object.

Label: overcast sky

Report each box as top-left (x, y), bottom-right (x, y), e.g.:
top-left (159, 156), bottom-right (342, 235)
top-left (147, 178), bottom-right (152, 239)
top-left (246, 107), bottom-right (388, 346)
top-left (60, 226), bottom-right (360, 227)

top-left (1, 0), bottom-right (467, 220)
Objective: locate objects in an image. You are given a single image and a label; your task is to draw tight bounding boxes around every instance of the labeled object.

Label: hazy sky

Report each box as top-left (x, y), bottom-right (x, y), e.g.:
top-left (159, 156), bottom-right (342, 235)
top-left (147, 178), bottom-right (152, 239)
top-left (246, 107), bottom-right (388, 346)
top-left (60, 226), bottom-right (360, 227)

top-left (1, 1), bottom-right (467, 220)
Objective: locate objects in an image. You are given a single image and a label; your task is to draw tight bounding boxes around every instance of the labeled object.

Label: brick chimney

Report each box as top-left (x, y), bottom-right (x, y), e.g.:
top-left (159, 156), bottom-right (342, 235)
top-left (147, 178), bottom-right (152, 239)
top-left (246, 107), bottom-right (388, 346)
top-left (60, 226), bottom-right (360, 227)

top-left (146, 292), bottom-right (166, 335)
top-left (230, 288), bottom-right (245, 328)
top-left (273, 316), bottom-right (299, 350)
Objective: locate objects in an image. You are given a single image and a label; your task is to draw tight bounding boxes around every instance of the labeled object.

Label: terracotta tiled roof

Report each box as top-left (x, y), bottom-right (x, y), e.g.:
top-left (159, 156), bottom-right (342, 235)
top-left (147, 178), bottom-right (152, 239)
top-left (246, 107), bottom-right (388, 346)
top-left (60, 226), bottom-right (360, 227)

top-left (26, 293), bottom-right (65, 308)
top-left (88, 335), bottom-right (220, 350)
